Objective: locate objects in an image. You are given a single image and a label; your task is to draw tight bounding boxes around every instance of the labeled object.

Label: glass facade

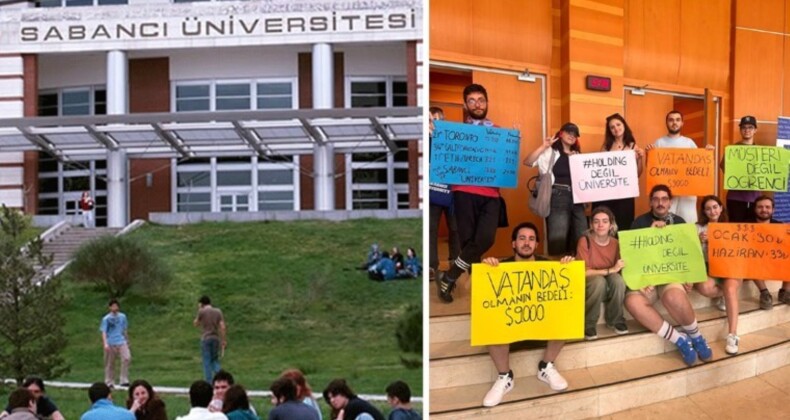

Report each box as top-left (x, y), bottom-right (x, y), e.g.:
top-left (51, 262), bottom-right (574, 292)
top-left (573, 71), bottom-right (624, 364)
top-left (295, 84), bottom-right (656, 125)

top-left (347, 78), bottom-right (410, 210)
top-left (174, 156), bottom-right (299, 213)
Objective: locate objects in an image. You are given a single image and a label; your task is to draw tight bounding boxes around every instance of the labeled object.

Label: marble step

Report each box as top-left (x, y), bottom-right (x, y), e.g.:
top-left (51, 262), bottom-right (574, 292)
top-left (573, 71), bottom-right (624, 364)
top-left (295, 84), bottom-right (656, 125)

top-left (429, 280), bottom-right (786, 347)
top-left (430, 303), bottom-right (790, 390)
top-left (429, 322), bottom-right (790, 418)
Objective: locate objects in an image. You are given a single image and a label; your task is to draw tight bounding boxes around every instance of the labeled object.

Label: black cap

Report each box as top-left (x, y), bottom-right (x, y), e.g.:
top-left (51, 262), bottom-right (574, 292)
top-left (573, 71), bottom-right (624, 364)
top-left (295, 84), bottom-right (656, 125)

top-left (739, 116), bottom-right (757, 128)
top-left (560, 122), bottom-right (580, 137)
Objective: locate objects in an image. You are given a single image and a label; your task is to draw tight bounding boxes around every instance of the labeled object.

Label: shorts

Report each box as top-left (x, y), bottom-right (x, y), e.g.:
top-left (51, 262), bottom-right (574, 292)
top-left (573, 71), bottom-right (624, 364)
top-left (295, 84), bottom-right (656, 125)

top-left (625, 282), bottom-right (685, 304)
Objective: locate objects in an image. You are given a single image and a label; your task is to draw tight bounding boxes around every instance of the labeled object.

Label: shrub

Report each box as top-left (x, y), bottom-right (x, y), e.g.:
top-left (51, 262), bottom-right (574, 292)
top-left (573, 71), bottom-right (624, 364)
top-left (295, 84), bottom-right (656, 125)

top-left (0, 205), bottom-right (69, 384)
top-left (69, 235), bottom-right (171, 298)
top-left (395, 304), bottom-right (422, 368)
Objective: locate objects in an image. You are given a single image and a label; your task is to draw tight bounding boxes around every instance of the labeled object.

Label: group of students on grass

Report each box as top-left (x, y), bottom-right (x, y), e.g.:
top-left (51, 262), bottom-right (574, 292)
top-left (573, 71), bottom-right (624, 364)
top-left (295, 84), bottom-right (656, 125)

top-left (362, 244), bottom-right (422, 281)
top-left (1, 372), bottom-right (421, 420)
top-left (429, 83), bottom-right (789, 408)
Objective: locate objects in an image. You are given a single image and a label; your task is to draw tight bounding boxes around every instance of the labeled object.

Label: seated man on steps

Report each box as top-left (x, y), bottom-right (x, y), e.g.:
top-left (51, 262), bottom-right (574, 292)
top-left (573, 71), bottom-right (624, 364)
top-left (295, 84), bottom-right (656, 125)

top-left (625, 184), bottom-right (713, 366)
top-left (481, 222), bottom-right (574, 407)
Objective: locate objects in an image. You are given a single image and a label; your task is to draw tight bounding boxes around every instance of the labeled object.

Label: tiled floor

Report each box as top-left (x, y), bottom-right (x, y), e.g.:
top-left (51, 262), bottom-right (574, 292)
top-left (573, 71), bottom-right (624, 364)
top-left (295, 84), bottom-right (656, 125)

top-left (600, 364), bottom-right (790, 419)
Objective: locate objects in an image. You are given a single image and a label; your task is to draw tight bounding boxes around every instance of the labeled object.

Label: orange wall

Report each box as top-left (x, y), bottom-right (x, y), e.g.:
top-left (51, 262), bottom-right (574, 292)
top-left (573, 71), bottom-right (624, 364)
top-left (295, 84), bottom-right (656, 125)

top-left (624, 0), bottom-right (731, 92)
top-left (430, 0), bottom-right (553, 68)
top-left (430, 0), bottom-right (789, 257)
top-left (731, 0), bottom-right (790, 146)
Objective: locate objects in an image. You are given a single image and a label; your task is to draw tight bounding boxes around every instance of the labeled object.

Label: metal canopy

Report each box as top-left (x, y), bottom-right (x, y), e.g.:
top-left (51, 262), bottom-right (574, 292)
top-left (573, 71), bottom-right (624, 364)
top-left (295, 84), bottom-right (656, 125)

top-left (0, 107), bottom-right (423, 160)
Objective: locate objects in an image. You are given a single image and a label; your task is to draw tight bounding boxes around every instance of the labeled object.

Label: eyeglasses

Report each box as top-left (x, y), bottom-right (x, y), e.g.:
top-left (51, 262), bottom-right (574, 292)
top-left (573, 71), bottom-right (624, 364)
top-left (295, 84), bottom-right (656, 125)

top-left (466, 98), bottom-right (487, 106)
top-left (740, 126), bottom-right (755, 131)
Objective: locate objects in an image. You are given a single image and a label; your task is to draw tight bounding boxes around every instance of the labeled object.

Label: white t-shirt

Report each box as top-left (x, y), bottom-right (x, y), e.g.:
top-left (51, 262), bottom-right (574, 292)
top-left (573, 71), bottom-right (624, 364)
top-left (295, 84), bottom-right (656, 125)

top-left (653, 135), bottom-right (698, 223)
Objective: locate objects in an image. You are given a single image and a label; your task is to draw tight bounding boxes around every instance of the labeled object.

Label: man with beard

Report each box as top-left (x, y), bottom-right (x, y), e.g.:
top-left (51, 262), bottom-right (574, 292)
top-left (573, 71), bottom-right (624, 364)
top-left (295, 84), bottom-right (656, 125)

top-left (437, 83), bottom-right (506, 303)
top-left (478, 222), bottom-right (574, 407)
top-left (626, 185), bottom-right (713, 366)
top-left (645, 111), bottom-right (714, 224)
top-left (749, 195), bottom-right (790, 307)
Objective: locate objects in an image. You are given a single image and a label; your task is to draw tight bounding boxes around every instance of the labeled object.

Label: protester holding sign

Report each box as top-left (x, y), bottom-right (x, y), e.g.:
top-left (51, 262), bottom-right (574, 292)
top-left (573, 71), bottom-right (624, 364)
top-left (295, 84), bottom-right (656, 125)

top-left (436, 84), bottom-right (507, 304)
top-left (696, 195), bottom-right (743, 355)
top-left (478, 222), bottom-right (574, 407)
top-left (625, 185), bottom-right (714, 366)
top-left (576, 206), bottom-right (628, 340)
top-left (724, 116), bottom-right (763, 221)
top-left (645, 110), bottom-right (715, 224)
top-left (593, 113), bottom-right (645, 231)
top-left (524, 123), bottom-right (586, 255)
top-left (747, 196), bottom-right (790, 307)
top-left (428, 107), bottom-right (460, 280)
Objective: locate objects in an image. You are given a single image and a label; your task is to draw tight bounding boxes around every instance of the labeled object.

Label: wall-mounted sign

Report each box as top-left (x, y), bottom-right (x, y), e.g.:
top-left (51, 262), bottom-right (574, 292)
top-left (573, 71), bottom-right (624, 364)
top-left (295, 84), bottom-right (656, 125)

top-left (1, 1), bottom-right (422, 53)
top-left (586, 75), bottom-right (612, 92)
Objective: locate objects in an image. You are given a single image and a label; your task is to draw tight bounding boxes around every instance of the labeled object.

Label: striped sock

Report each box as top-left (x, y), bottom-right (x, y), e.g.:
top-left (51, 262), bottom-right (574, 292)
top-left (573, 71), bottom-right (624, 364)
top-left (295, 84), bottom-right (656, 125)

top-left (446, 257), bottom-right (470, 282)
top-left (657, 320), bottom-right (682, 343)
top-left (682, 320), bottom-right (701, 338)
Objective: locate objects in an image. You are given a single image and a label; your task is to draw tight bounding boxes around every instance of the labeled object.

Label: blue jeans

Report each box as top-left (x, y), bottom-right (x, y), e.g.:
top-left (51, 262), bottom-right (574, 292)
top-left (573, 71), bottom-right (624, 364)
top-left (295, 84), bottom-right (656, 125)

top-left (546, 187), bottom-right (587, 256)
top-left (201, 338), bottom-right (221, 382)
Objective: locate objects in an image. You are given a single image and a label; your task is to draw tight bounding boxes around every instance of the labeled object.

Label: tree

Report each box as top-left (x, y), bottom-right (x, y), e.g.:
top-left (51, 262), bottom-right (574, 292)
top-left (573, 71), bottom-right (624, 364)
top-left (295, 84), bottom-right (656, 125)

top-left (69, 234), bottom-right (172, 299)
top-left (0, 205), bottom-right (69, 385)
top-left (395, 303), bottom-right (422, 368)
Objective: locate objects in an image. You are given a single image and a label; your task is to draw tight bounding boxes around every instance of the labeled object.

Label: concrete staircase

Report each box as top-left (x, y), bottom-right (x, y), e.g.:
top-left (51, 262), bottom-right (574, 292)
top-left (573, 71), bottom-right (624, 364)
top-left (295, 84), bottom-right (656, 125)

top-left (35, 223), bottom-right (123, 280)
top-left (429, 275), bottom-right (789, 419)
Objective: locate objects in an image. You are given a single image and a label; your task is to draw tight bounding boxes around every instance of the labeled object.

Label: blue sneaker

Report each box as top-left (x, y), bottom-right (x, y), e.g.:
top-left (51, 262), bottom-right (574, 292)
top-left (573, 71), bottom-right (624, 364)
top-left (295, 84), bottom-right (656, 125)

top-left (691, 335), bottom-right (713, 361)
top-left (675, 336), bottom-right (697, 366)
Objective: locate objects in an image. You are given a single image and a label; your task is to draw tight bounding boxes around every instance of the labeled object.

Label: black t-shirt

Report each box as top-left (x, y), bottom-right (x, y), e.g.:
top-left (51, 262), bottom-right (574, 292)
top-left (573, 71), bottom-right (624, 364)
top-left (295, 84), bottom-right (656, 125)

top-left (552, 152), bottom-right (572, 186)
top-left (631, 212), bottom-right (686, 229)
top-left (344, 398), bottom-right (385, 420)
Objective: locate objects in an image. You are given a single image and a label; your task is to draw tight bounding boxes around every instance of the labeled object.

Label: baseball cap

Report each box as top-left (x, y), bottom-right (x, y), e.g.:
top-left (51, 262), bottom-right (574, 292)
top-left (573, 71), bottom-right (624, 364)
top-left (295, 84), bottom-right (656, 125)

top-left (560, 122), bottom-right (581, 137)
top-left (738, 116), bottom-right (757, 128)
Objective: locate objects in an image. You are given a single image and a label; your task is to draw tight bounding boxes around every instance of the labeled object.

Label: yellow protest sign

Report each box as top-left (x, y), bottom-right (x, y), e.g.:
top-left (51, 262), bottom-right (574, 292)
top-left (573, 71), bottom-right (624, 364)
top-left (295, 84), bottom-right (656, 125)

top-left (645, 148), bottom-right (715, 196)
top-left (708, 223), bottom-right (790, 281)
top-left (470, 260), bottom-right (585, 346)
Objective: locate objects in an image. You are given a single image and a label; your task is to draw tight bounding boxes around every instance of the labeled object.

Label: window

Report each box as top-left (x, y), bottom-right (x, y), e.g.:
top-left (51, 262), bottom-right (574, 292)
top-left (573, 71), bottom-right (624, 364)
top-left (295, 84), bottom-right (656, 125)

top-left (216, 83), bottom-right (251, 111)
top-left (36, 153), bottom-right (108, 226)
top-left (345, 77), bottom-right (411, 209)
top-left (350, 81), bottom-right (387, 107)
top-left (173, 79), bottom-right (296, 112)
top-left (37, 87), bottom-right (106, 117)
top-left (176, 85), bottom-right (211, 112)
top-left (347, 77), bottom-right (408, 108)
top-left (257, 82), bottom-right (293, 109)
top-left (174, 157), bottom-right (298, 212)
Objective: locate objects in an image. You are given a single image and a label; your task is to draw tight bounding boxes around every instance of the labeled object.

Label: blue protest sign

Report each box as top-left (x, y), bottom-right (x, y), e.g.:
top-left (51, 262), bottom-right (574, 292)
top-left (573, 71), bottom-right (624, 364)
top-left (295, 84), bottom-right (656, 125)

top-left (429, 120), bottom-right (520, 188)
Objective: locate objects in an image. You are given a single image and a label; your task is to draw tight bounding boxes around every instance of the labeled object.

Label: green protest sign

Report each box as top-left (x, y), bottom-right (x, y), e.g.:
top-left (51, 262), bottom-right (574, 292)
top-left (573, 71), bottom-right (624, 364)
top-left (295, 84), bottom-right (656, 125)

top-left (618, 224), bottom-right (707, 290)
top-left (724, 145), bottom-right (790, 192)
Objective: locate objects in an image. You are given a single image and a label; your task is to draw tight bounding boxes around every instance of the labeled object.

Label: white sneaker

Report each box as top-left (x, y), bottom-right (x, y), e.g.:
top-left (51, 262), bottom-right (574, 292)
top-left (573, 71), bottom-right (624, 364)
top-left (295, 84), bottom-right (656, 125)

top-left (725, 334), bottom-right (739, 355)
top-left (483, 372), bottom-right (514, 407)
top-left (537, 362), bottom-right (568, 391)
top-left (716, 297), bottom-right (726, 312)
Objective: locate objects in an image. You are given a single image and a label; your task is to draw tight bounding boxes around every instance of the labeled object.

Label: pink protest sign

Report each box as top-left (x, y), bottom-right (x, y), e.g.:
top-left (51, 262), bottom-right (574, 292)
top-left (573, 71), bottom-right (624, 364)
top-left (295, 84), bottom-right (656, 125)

top-left (569, 151), bottom-right (640, 204)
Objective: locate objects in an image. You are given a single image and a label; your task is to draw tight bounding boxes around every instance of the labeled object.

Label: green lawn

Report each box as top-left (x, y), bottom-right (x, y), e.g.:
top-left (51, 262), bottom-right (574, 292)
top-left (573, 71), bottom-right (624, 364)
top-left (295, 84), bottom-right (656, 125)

top-left (38, 218), bottom-right (422, 418)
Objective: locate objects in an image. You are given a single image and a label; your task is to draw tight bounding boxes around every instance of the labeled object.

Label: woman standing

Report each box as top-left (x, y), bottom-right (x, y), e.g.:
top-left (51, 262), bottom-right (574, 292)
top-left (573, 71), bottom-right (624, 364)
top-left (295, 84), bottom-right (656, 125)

top-left (79, 190), bottom-right (95, 228)
top-left (696, 195), bottom-right (743, 355)
top-left (594, 113), bottom-right (645, 231)
top-left (524, 123), bottom-right (586, 255)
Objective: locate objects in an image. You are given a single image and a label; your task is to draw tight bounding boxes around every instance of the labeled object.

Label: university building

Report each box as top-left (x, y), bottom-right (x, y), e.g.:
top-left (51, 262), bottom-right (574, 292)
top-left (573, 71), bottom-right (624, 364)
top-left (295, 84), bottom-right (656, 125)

top-left (0, 0), bottom-right (424, 227)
